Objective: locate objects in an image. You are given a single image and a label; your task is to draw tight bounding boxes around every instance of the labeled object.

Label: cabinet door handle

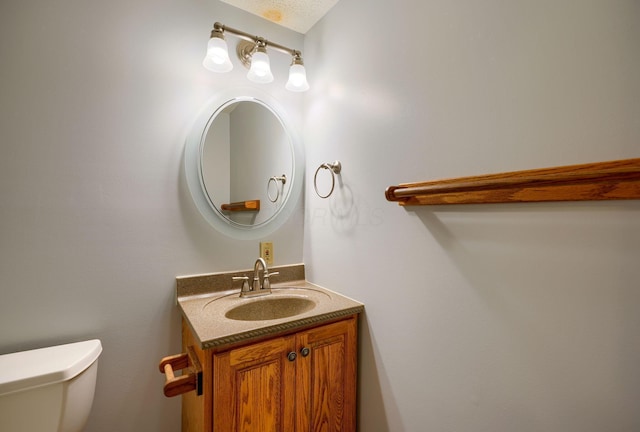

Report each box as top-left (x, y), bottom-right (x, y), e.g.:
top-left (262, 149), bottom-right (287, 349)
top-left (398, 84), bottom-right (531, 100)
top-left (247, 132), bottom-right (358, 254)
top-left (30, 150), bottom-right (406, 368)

top-left (300, 347), bottom-right (310, 357)
top-left (287, 351), bottom-right (297, 362)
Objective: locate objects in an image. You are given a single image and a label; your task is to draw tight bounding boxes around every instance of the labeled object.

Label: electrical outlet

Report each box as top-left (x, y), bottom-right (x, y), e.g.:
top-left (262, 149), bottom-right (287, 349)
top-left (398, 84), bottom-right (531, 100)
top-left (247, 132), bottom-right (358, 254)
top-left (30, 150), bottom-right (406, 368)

top-left (260, 242), bottom-right (273, 265)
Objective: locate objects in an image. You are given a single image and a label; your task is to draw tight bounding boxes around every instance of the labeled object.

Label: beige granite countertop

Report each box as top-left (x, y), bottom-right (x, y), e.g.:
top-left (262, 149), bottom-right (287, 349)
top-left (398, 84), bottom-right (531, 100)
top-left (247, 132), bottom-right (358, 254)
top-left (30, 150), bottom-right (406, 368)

top-left (176, 264), bottom-right (364, 350)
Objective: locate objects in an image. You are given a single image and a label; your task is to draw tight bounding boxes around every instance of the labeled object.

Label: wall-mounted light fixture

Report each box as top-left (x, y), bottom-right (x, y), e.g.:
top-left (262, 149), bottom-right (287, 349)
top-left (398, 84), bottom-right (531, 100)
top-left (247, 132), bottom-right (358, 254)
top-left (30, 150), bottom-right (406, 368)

top-left (203, 22), bottom-right (309, 92)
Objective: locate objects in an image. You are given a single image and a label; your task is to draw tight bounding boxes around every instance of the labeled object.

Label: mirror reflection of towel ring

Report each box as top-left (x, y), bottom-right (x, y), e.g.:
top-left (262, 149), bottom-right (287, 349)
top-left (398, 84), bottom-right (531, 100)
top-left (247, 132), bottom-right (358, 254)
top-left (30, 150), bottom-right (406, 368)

top-left (267, 174), bottom-right (287, 203)
top-left (314, 161), bottom-right (342, 199)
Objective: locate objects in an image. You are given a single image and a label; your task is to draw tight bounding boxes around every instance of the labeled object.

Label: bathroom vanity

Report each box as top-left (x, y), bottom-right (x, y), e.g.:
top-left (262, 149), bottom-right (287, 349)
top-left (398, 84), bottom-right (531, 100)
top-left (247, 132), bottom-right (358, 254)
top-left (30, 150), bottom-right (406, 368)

top-left (162, 264), bottom-right (363, 432)
top-left (174, 87), bottom-right (362, 430)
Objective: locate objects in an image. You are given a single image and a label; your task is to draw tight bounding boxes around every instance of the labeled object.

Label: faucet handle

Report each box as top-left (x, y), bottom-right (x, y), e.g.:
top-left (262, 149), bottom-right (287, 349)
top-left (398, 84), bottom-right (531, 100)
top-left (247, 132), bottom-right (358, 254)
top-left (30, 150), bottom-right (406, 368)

top-left (232, 276), bottom-right (250, 294)
top-left (262, 271), bottom-right (279, 290)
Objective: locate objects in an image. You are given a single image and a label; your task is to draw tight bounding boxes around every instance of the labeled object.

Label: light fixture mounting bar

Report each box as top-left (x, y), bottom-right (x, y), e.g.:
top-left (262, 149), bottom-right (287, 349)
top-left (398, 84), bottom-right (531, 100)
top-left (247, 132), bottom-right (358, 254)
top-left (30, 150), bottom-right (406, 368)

top-left (213, 22), bottom-right (300, 57)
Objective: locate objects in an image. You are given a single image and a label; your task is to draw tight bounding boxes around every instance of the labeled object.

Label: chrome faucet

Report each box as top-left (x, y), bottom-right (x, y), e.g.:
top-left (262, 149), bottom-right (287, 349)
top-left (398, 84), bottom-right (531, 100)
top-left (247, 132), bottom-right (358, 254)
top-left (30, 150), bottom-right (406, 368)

top-left (233, 258), bottom-right (278, 298)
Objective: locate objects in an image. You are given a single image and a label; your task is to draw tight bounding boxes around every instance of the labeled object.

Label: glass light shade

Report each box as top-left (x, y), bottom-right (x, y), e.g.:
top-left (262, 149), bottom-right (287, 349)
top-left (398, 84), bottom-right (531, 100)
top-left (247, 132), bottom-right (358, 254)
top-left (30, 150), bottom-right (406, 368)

top-left (203, 37), bottom-right (233, 73)
top-left (247, 51), bottom-right (274, 83)
top-left (285, 64), bottom-right (310, 92)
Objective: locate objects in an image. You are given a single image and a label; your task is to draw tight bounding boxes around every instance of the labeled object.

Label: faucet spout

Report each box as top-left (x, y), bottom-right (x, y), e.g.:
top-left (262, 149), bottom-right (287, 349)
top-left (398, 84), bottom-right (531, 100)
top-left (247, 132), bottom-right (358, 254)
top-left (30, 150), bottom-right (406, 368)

top-left (252, 257), bottom-right (267, 292)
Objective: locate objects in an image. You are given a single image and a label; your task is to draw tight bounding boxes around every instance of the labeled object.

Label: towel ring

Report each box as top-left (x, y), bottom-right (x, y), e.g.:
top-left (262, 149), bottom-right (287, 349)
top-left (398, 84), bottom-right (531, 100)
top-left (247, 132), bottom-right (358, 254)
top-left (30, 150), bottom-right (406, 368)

top-left (314, 161), bottom-right (342, 199)
top-left (267, 174), bottom-right (287, 203)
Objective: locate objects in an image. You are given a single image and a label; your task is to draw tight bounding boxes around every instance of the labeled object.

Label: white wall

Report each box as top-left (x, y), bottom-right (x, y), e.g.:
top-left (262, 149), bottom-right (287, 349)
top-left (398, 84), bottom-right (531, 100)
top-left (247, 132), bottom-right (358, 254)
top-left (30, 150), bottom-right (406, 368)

top-left (2, 0), bottom-right (639, 431)
top-left (303, 1), bottom-right (640, 431)
top-left (0, 0), bottom-right (303, 431)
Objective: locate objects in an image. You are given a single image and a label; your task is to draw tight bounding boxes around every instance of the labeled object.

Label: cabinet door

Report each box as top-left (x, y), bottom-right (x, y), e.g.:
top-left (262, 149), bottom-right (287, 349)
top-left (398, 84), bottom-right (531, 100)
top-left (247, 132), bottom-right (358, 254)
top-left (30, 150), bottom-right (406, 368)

top-left (295, 317), bottom-right (358, 432)
top-left (213, 336), bottom-right (297, 432)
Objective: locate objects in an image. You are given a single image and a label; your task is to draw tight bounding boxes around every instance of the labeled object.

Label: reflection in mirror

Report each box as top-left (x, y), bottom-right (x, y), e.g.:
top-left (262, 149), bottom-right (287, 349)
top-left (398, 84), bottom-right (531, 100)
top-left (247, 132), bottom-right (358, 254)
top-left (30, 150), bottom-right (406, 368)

top-left (184, 88), bottom-right (304, 240)
top-left (201, 100), bottom-right (292, 227)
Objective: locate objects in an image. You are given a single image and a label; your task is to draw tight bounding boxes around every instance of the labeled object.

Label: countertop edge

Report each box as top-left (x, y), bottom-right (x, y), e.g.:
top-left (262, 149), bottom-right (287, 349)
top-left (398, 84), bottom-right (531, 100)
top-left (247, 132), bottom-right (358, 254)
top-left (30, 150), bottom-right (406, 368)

top-left (200, 305), bottom-right (364, 350)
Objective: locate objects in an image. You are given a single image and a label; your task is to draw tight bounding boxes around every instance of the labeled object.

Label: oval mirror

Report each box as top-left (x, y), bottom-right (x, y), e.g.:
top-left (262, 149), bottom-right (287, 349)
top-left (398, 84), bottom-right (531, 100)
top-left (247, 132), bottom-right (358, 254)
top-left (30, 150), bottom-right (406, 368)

top-left (185, 89), bottom-right (303, 239)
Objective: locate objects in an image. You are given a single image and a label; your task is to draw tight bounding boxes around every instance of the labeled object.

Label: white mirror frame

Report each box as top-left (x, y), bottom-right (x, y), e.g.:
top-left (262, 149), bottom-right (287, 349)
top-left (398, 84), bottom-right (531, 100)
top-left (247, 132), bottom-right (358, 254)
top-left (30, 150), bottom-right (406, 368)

top-left (184, 88), bottom-right (304, 239)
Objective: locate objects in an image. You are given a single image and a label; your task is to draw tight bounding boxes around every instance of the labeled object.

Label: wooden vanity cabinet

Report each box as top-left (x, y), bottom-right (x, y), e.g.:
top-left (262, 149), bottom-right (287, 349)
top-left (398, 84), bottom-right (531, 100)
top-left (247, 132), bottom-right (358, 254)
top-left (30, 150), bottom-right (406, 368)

top-left (182, 315), bottom-right (358, 432)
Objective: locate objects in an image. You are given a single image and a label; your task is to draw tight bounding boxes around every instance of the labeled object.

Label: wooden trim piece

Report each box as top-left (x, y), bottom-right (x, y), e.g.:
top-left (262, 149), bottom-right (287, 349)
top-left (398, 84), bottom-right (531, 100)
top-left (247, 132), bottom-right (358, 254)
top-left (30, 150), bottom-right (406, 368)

top-left (158, 347), bottom-right (203, 397)
top-left (181, 319), bottom-right (212, 432)
top-left (385, 158), bottom-right (640, 205)
top-left (220, 200), bottom-right (260, 212)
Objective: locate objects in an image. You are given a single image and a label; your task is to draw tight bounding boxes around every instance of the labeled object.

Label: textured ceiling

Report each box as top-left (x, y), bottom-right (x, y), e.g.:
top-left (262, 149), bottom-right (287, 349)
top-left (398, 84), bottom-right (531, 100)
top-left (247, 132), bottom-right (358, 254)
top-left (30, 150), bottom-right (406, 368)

top-left (220, 0), bottom-right (339, 34)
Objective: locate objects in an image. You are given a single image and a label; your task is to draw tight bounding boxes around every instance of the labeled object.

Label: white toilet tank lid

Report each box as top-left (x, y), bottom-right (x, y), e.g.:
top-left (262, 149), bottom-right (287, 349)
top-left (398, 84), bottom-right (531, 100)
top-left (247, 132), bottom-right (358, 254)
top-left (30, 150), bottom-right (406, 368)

top-left (0, 339), bottom-right (102, 396)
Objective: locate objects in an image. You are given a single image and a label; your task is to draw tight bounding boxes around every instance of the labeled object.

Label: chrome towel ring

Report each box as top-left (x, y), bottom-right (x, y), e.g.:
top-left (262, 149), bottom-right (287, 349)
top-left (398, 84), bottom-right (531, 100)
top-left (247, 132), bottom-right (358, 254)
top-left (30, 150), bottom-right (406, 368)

top-left (314, 161), bottom-right (342, 199)
top-left (267, 174), bottom-right (287, 203)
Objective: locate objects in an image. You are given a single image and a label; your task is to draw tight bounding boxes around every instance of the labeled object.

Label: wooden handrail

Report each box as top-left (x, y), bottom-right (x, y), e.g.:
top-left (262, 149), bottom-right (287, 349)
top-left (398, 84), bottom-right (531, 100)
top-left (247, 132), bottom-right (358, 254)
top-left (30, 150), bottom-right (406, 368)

top-left (385, 158), bottom-right (640, 205)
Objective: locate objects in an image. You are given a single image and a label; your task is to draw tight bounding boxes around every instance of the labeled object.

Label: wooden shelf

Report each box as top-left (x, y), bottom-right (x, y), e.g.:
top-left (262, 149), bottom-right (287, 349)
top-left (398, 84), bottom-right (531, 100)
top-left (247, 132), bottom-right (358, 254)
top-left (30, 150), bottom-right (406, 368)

top-left (385, 158), bottom-right (640, 206)
top-left (220, 200), bottom-right (260, 212)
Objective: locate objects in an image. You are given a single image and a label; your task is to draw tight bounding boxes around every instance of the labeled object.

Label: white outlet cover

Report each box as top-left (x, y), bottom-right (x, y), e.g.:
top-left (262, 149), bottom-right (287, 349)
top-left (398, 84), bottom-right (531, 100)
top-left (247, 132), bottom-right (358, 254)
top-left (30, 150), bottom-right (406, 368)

top-left (220, 0), bottom-right (340, 34)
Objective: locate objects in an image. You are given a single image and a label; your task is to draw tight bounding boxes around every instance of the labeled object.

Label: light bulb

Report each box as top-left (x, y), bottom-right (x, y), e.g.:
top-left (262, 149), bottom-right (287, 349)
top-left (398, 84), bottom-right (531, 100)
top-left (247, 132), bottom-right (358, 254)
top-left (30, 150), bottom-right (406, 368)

top-left (203, 36), bottom-right (233, 73)
top-left (286, 63), bottom-right (309, 92)
top-left (247, 50), bottom-right (273, 83)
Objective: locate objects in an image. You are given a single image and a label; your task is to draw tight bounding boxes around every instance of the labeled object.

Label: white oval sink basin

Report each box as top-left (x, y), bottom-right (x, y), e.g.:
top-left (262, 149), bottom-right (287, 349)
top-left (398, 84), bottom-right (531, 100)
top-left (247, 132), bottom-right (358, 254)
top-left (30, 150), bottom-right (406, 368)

top-left (225, 296), bottom-right (316, 321)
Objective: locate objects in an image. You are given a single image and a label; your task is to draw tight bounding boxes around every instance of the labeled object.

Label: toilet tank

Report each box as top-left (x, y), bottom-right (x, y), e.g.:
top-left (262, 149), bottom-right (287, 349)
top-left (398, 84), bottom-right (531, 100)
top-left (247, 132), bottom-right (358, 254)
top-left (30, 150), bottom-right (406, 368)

top-left (0, 339), bottom-right (102, 432)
